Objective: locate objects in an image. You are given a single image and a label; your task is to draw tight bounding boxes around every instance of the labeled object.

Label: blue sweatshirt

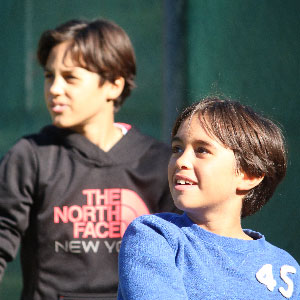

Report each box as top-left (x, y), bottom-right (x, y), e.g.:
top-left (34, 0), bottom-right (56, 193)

top-left (118, 213), bottom-right (300, 300)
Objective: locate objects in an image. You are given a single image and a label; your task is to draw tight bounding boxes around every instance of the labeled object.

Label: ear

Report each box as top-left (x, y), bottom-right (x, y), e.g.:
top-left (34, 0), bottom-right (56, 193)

top-left (106, 77), bottom-right (125, 100)
top-left (236, 171), bottom-right (264, 192)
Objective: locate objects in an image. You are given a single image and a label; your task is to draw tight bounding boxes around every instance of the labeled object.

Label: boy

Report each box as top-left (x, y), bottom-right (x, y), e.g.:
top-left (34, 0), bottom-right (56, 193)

top-left (0, 19), bottom-right (176, 299)
top-left (118, 97), bottom-right (300, 299)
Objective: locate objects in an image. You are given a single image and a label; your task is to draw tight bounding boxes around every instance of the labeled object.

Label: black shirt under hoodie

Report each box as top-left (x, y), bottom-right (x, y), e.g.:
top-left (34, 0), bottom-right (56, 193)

top-left (0, 125), bottom-right (176, 300)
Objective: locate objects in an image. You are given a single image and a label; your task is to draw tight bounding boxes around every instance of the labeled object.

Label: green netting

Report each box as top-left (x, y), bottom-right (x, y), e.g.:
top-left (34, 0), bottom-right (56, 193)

top-left (187, 0), bottom-right (300, 263)
top-left (0, 0), bottom-right (299, 298)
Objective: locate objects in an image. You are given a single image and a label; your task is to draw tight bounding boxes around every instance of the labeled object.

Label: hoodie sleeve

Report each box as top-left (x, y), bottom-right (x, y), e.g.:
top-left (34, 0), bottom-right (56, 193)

top-left (117, 215), bottom-right (188, 300)
top-left (0, 138), bottom-right (37, 282)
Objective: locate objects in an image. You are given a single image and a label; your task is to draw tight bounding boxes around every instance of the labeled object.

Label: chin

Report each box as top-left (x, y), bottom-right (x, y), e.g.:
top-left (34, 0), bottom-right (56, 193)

top-left (173, 199), bottom-right (187, 212)
top-left (53, 122), bottom-right (67, 128)
top-left (52, 118), bottom-right (72, 128)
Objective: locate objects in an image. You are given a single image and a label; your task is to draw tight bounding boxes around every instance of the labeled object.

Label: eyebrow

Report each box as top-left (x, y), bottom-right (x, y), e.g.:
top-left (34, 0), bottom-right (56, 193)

top-left (171, 136), bottom-right (182, 144)
top-left (171, 136), bottom-right (216, 149)
top-left (43, 66), bottom-right (78, 74)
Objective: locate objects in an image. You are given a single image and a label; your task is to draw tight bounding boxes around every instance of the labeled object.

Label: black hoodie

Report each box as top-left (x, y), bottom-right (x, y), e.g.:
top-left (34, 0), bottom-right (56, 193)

top-left (0, 125), bottom-right (176, 300)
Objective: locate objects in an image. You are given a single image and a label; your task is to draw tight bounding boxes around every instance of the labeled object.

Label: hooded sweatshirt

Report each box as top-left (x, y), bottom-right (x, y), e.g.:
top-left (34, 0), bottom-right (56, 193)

top-left (0, 124), bottom-right (176, 300)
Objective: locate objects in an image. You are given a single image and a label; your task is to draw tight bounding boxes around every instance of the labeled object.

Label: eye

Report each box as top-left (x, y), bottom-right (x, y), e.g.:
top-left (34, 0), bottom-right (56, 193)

top-left (64, 74), bottom-right (78, 81)
top-left (44, 72), bottom-right (53, 79)
top-left (171, 145), bottom-right (183, 154)
top-left (195, 146), bottom-right (209, 155)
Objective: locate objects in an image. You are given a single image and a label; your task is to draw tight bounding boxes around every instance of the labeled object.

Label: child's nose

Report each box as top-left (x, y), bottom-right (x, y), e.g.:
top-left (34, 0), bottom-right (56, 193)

top-left (48, 77), bottom-right (64, 96)
top-left (175, 149), bottom-right (193, 170)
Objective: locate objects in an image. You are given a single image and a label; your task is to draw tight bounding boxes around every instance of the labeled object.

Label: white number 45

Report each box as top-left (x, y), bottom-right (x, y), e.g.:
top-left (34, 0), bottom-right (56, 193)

top-left (256, 264), bottom-right (296, 298)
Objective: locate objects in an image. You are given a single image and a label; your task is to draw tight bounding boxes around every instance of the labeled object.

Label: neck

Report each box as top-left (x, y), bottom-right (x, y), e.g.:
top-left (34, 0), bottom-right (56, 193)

top-left (71, 115), bottom-right (123, 152)
top-left (186, 201), bottom-right (252, 240)
top-left (84, 122), bottom-right (123, 152)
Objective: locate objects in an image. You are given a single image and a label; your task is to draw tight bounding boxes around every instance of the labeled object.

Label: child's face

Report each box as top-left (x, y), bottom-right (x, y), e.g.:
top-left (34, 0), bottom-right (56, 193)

top-left (168, 115), bottom-right (244, 219)
top-left (44, 41), bottom-right (115, 130)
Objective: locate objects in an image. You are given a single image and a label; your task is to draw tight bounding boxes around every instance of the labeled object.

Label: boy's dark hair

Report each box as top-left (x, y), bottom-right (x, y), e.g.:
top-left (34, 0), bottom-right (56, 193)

top-left (172, 97), bottom-right (287, 218)
top-left (37, 19), bottom-right (136, 112)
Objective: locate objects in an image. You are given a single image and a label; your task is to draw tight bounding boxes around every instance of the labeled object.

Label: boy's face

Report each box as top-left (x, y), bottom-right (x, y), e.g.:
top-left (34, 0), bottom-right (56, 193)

top-left (168, 115), bottom-right (245, 221)
top-left (44, 42), bottom-right (116, 130)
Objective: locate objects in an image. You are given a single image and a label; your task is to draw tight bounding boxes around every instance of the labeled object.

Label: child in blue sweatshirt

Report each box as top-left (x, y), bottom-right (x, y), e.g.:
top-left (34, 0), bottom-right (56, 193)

top-left (118, 97), bottom-right (300, 300)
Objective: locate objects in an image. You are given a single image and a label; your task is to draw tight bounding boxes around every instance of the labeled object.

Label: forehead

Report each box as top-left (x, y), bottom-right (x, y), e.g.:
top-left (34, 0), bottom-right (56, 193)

top-left (176, 114), bottom-right (233, 149)
top-left (46, 41), bottom-right (82, 69)
top-left (46, 42), bottom-right (68, 64)
top-left (175, 114), bottom-right (213, 140)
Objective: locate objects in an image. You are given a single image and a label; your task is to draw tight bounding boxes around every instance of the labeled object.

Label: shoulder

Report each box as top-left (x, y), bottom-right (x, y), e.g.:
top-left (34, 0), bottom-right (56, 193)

top-left (23, 125), bottom-right (70, 146)
top-left (254, 240), bottom-right (300, 299)
top-left (124, 213), bottom-right (185, 244)
top-left (128, 126), bottom-right (170, 159)
top-left (1, 134), bottom-right (38, 164)
top-left (244, 229), bottom-right (300, 270)
top-left (127, 126), bottom-right (167, 148)
top-left (264, 241), bottom-right (300, 269)
top-left (132, 212), bottom-right (183, 226)
top-left (119, 213), bottom-right (186, 263)
top-left (0, 131), bottom-right (43, 179)
top-left (1, 125), bottom-right (70, 166)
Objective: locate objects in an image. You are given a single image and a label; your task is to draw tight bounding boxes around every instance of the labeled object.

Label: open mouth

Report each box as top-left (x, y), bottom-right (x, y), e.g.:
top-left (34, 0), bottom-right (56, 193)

top-left (175, 179), bottom-right (197, 185)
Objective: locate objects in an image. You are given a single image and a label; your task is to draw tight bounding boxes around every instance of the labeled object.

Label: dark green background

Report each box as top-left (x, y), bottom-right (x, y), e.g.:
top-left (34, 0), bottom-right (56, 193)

top-left (187, 0), bottom-right (300, 263)
top-left (0, 0), bottom-right (299, 298)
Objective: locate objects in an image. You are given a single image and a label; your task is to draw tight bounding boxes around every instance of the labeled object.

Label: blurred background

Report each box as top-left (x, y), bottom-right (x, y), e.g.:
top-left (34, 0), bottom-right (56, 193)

top-left (0, 0), bottom-right (299, 298)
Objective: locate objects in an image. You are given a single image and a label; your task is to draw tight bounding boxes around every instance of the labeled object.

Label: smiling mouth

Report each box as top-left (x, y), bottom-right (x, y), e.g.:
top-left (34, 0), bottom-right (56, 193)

top-left (175, 179), bottom-right (197, 185)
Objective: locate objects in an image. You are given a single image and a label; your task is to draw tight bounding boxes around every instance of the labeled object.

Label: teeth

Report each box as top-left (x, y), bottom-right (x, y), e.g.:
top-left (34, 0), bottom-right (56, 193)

top-left (177, 179), bottom-right (194, 185)
top-left (177, 179), bottom-right (186, 185)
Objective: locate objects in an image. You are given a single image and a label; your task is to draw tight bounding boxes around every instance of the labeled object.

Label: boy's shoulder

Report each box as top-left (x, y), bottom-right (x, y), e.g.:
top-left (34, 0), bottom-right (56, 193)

top-left (251, 239), bottom-right (300, 299)
top-left (134, 212), bottom-right (183, 224)
top-left (128, 212), bottom-right (185, 236)
top-left (116, 125), bottom-right (171, 163)
top-left (126, 126), bottom-right (169, 151)
top-left (264, 239), bottom-right (300, 268)
top-left (1, 126), bottom-right (60, 159)
top-left (122, 213), bottom-right (185, 250)
top-left (23, 125), bottom-right (73, 146)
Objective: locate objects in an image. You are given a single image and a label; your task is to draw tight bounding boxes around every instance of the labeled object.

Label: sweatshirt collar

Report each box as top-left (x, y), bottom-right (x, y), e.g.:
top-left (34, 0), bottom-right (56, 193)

top-left (41, 125), bottom-right (154, 167)
top-left (182, 213), bottom-right (266, 252)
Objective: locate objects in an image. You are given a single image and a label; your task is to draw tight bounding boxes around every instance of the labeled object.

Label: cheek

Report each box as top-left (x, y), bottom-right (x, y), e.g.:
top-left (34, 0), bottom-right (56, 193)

top-left (44, 83), bottom-right (49, 97)
top-left (44, 80), bottom-right (55, 99)
top-left (167, 157), bottom-right (176, 183)
top-left (210, 161), bottom-right (238, 191)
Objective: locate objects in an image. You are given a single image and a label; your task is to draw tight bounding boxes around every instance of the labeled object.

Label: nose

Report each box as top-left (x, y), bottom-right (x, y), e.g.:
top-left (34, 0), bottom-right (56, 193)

top-left (46, 76), bottom-right (64, 96)
top-left (175, 148), bottom-right (193, 170)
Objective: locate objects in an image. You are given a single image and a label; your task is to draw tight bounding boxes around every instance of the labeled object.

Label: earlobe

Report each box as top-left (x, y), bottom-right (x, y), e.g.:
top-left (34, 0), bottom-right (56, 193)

top-left (107, 77), bottom-right (125, 100)
top-left (237, 171), bottom-right (265, 192)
